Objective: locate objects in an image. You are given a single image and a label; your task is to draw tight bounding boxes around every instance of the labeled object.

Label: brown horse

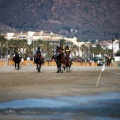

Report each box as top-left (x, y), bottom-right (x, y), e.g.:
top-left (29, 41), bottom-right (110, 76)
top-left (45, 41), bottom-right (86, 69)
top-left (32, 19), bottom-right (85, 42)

top-left (34, 54), bottom-right (44, 72)
top-left (65, 51), bottom-right (72, 72)
top-left (57, 47), bottom-right (66, 73)
top-left (106, 57), bottom-right (111, 66)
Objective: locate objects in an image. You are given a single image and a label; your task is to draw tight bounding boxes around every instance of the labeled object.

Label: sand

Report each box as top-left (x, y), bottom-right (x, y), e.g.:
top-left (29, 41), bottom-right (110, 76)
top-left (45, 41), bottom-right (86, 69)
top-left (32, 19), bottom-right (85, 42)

top-left (0, 65), bottom-right (120, 102)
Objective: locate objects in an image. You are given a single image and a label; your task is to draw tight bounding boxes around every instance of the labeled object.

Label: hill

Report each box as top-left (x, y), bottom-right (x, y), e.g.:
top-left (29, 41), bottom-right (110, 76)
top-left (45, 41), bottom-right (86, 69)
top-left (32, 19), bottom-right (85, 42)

top-left (0, 0), bottom-right (120, 41)
top-left (0, 22), bottom-right (18, 33)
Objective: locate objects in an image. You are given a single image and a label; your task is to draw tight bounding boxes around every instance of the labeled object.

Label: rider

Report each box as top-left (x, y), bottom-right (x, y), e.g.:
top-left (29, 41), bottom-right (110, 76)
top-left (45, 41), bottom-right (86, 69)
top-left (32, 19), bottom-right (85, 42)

top-left (60, 44), bottom-right (65, 52)
top-left (56, 45), bottom-right (59, 53)
top-left (65, 45), bottom-right (70, 54)
top-left (65, 45), bottom-right (72, 62)
top-left (35, 46), bottom-right (42, 55)
top-left (13, 47), bottom-right (21, 57)
top-left (34, 46), bottom-right (44, 64)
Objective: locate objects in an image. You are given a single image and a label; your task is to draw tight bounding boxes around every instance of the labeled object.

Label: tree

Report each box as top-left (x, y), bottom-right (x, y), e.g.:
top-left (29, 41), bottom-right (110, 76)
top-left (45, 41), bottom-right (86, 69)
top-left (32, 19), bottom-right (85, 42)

top-left (59, 38), bottom-right (66, 46)
top-left (71, 44), bottom-right (78, 58)
top-left (0, 35), bottom-right (7, 57)
top-left (80, 44), bottom-right (88, 58)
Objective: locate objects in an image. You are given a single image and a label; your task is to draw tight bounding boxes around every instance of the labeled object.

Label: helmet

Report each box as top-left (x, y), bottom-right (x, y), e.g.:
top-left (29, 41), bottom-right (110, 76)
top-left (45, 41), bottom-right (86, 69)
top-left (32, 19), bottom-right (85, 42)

top-left (66, 45), bottom-right (69, 48)
top-left (37, 46), bottom-right (40, 49)
top-left (60, 43), bottom-right (63, 47)
top-left (56, 45), bottom-right (59, 48)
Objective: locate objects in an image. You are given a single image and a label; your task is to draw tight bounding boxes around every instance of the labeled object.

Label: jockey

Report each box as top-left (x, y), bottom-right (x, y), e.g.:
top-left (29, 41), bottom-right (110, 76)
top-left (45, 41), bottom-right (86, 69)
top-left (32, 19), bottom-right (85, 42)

top-left (34, 46), bottom-right (44, 63)
top-left (35, 46), bottom-right (42, 55)
top-left (13, 47), bottom-right (21, 57)
top-left (65, 45), bottom-right (72, 59)
top-left (60, 44), bottom-right (65, 52)
top-left (56, 45), bottom-right (60, 53)
top-left (65, 45), bottom-right (70, 53)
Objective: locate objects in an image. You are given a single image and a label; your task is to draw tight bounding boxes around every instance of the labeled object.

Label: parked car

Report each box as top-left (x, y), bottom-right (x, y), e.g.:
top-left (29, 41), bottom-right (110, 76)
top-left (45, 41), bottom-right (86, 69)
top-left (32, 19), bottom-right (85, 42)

top-left (97, 58), bottom-right (105, 66)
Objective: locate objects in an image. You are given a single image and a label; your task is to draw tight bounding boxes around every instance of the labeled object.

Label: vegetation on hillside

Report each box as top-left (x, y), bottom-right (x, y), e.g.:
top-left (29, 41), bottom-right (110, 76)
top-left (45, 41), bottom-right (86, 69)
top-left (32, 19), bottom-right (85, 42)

top-left (0, 0), bottom-right (120, 41)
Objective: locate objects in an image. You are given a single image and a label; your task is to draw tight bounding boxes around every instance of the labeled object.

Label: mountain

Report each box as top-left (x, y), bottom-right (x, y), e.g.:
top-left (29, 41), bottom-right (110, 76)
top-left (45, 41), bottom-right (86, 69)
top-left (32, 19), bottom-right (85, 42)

top-left (0, 0), bottom-right (120, 42)
top-left (0, 22), bottom-right (18, 33)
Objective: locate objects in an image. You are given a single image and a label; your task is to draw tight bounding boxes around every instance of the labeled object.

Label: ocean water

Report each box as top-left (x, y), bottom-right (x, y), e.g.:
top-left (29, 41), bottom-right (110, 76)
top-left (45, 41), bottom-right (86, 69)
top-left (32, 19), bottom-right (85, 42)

top-left (0, 92), bottom-right (120, 120)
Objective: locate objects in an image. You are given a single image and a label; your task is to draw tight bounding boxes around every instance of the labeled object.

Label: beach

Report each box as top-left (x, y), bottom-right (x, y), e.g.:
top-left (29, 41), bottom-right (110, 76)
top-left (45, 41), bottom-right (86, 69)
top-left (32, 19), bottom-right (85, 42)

top-left (0, 66), bottom-right (120, 120)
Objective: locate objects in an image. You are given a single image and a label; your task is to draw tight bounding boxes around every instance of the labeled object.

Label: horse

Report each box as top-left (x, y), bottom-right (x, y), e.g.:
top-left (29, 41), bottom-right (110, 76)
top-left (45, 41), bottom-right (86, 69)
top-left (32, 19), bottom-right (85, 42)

top-left (65, 51), bottom-right (72, 72)
top-left (106, 57), bottom-right (111, 66)
top-left (56, 48), bottom-right (66, 73)
top-left (51, 53), bottom-right (58, 66)
top-left (13, 53), bottom-right (21, 70)
top-left (34, 53), bottom-right (44, 72)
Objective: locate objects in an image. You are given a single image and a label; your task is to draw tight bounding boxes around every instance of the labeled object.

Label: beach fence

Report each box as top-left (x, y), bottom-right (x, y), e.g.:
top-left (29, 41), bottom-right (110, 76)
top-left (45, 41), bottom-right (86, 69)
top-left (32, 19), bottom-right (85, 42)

top-left (0, 59), bottom-right (100, 67)
top-left (0, 59), bottom-right (119, 67)
top-left (0, 59), bottom-right (6, 66)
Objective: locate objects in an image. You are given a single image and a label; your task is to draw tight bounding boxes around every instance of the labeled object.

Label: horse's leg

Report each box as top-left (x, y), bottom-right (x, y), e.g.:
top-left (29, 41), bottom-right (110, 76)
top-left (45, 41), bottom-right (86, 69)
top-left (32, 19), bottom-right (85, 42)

top-left (57, 65), bottom-right (59, 73)
top-left (65, 60), bottom-right (68, 72)
top-left (68, 59), bottom-right (71, 72)
top-left (17, 63), bottom-right (20, 70)
top-left (38, 64), bottom-right (40, 72)
top-left (36, 64), bottom-right (38, 70)
top-left (57, 62), bottom-right (61, 73)
top-left (63, 63), bottom-right (66, 72)
top-left (15, 62), bottom-right (16, 70)
top-left (56, 61), bottom-right (59, 73)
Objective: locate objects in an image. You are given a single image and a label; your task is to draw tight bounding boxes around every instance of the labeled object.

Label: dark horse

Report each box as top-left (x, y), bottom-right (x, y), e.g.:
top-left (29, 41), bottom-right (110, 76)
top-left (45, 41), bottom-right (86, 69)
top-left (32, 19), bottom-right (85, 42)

top-left (34, 54), bottom-right (44, 72)
top-left (52, 48), bottom-right (66, 73)
top-left (65, 51), bottom-right (72, 72)
top-left (106, 57), bottom-right (111, 66)
top-left (13, 53), bottom-right (21, 70)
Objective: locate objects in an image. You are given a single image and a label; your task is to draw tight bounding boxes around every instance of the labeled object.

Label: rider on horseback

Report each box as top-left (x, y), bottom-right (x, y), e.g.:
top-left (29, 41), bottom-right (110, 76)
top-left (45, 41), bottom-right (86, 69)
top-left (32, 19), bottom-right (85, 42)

top-left (65, 45), bottom-right (70, 54)
top-left (65, 45), bottom-right (72, 63)
top-left (34, 46), bottom-right (44, 64)
top-left (58, 44), bottom-right (65, 56)
top-left (60, 44), bottom-right (65, 52)
top-left (13, 47), bottom-right (21, 70)
top-left (35, 46), bottom-right (42, 55)
top-left (13, 47), bottom-right (21, 57)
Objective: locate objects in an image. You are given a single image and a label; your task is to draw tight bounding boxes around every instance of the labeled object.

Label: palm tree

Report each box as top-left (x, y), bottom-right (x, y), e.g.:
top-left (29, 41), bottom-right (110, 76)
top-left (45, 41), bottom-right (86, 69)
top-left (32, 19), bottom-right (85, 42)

top-left (19, 39), bottom-right (28, 58)
top-left (71, 44), bottom-right (78, 58)
top-left (8, 39), bottom-right (16, 59)
top-left (59, 38), bottom-right (66, 46)
top-left (80, 44), bottom-right (88, 58)
top-left (0, 35), bottom-right (7, 57)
